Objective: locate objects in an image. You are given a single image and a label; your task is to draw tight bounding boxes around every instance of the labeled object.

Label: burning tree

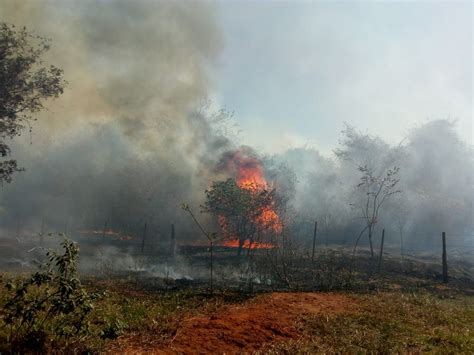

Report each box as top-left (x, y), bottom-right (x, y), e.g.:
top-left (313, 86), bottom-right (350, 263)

top-left (202, 178), bottom-right (281, 256)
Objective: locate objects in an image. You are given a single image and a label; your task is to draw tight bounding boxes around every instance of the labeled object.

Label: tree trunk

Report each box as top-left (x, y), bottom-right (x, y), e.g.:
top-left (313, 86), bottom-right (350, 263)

top-left (378, 229), bottom-right (385, 270)
top-left (368, 227), bottom-right (374, 257)
top-left (247, 232), bottom-right (256, 257)
top-left (237, 238), bottom-right (244, 256)
top-left (399, 229), bottom-right (404, 261)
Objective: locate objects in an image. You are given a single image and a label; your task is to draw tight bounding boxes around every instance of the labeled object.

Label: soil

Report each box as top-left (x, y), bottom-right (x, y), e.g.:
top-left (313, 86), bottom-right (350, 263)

top-left (109, 292), bottom-right (355, 354)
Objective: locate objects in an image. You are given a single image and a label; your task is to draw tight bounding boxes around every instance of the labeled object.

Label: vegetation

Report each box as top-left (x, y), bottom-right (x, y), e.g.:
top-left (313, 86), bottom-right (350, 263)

top-left (0, 239), bottom-right (98, 352)
top-left (1, 274), bottom-right (251, 352)
top-left (354, 165), bottom-right (401, 257)
top-left (0, 14), bottom-right (471, 355)
top-left (0, 23), bottom-right (65, 183)
top-left (202, 178), bottom-right (279, 255)
top-left (181, 203), bottom-right (218, 292)
top-left (1, 240), bottom-right (472, 352)
top-left (268, 291), bottom-right (474, 353)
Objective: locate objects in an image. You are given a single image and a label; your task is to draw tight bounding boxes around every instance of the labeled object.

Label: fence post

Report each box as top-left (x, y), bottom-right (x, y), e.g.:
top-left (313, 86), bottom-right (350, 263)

top-left (311, 221), bottom-right (318, 262)
top-left (141, 221), bottom-right (147, 253)
top-left (378, 229), bottom-right (385, 270)
top-left (210, 240), bottom-right (213, 294)
top-left (170, 223), bottom-right (176, 257)
top-left (16, 220), bottom-right (20, 240)
top-left (40, 219), bottom-right (45, 246)
top-left (442, 232), bottom-right (448, 283)
top-left (102, 220), bottom-right (108, 240)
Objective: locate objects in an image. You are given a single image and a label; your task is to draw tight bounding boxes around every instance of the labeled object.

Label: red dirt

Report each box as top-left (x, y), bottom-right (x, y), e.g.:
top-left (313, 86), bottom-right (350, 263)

top-left (110, 292), bottom-right (354, 354)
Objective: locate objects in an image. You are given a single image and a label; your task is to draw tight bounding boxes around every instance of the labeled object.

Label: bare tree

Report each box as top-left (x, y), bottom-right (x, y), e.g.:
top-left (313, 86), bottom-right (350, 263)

top-left (354, 166), bottom-right (401, 257)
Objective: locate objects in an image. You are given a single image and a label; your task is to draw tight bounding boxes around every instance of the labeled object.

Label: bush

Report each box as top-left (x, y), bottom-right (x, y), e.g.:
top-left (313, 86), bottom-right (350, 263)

top-left (0, 239), bottom-right (99, 352)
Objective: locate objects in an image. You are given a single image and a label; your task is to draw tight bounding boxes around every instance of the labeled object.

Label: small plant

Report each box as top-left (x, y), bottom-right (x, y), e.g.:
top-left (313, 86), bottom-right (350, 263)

top-left (100, 318), bottom-right (126, 339)
top-left (181, 203), bottom-right (218, 293)
top-left (1, 238), bottom-right (99, 352)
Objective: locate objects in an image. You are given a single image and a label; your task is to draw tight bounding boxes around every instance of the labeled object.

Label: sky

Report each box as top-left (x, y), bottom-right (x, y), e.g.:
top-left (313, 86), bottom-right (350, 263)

top-left (213, 1), bottom-right (472, 155)
top-left (0, 0), bottom-right (472, 158)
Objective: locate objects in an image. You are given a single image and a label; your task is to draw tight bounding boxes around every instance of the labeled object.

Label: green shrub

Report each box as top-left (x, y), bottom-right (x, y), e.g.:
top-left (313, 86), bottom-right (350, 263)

top-left (0, 239), bottom-right (100, 352)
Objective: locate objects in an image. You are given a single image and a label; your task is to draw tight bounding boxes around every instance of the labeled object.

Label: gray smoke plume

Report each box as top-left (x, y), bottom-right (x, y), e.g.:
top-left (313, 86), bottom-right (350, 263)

top-left (0, 1), bottom-right (233, 243)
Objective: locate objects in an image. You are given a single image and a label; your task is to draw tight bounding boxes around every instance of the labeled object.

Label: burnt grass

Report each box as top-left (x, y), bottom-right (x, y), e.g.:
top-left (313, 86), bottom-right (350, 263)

top-left (2, 233), bottom-right (472, 295)
top-left (100, 244), bottom-right (474, 296)
top-left (1, 241), bottom-right (473, 353)
top-left (74, 247), bottom-right (474, 353)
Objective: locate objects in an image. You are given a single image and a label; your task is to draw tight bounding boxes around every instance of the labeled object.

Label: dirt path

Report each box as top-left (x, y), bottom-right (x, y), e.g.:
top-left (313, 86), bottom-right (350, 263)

top-left (111, 292), bottom-right (355, 354)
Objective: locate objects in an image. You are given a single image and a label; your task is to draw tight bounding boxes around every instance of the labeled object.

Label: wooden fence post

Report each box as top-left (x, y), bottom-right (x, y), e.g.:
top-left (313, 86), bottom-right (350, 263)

top-left (141, 221), bottom-right (147, 253)
top-left (210, 240), bottom-right (213, 294)
top-left (442, 232), bottom-right (448, 283)
top-left (102, 220), bottom-right (108, 240)
top-left (15, 220), bottom-right (20, 240)
top-left (40, 219), bottom-right (45, 246)
top-left (378, 229), bottom-right (385, 270)
top-left (311, 221), bottom-right (318, 262)
top-left (170, 223), bottom-right (176, 257)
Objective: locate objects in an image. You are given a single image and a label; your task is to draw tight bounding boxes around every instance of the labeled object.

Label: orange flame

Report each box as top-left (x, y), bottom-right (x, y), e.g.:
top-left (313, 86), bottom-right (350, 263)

top-left (220, 238), bottom-right (276, 249)
top-left (234, 159), bottom-right (282, 234)
top-left (236, 162), bottom-right (267, 189)
top-left (255, 208), bottom-right (282, 233)
top-left (218, 149), bottom-right (283, 245)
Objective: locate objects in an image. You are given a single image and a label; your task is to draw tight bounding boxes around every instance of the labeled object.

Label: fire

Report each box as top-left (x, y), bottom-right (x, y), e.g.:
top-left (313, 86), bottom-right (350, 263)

top-left (218, 149), bottom-right (268, 189)
top-left (221, 239), bottom-right (276, 249)
top-left (217, 148), bottom-right (283, 246)
top-left (255, 208), bottom-right (282, 233)
top-left (235, 161), bottom-right (267, 189)
top-left (233, 157), bottom-right (282, 234)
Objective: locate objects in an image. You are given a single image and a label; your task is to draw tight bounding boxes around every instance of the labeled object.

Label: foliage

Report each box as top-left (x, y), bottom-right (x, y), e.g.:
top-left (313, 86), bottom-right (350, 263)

top-left (0, 23), bottom-right (66, 183)
top-left (202, 178), bottom-right (278, 254)
top-left (334, 123), bottom-right (392, 167)
top-left (0, 239), bottom-right (99, 352)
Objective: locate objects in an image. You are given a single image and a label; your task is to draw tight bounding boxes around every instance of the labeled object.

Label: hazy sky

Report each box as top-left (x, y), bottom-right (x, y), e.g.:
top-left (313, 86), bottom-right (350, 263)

top-left (1, 0), bottom-right (472, 158)
top-left (213, 1), bottom-right (472, 155)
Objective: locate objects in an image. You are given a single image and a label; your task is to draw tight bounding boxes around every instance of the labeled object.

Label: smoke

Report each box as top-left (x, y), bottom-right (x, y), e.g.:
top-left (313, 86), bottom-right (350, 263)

top-left (0, 1), bottom-right (221, 140)
top-left (278, 120), bottom-right (473, 251)
top-left (0, 2), bottom-right (471, 269)
top-left (215, 146), bottom-right (267, 185)
top-left (0, 1), bottom-right (232, 240)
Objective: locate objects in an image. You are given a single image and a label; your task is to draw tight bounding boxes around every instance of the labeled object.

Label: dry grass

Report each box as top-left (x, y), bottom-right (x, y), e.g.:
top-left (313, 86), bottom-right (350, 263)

top-left (1, 247), bottom-right (473, 353)
top-left (266, 291), bottom-right (474, 353)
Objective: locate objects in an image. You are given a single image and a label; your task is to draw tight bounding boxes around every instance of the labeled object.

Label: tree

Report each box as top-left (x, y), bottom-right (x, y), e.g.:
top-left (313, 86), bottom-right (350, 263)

top-left (202, 178), bottom-right (279, 256)
top-left (0, 23), bottom-right (65, 183)
top-left (354, 166), bottom-right (401, 257)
